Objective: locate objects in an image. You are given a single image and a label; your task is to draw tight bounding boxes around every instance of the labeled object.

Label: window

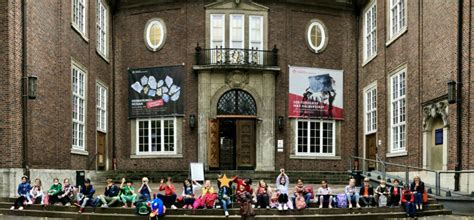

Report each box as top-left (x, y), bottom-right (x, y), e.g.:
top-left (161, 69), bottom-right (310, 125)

top-left (96, 0), bottom-right (108, 58)
top-left (210, 14), bottom-right (225, 49)
top-left (144, 18), bottom-right (166, 52)
top-left (306, 20), bottom-right (328, 53)
top-left (137, 118), bottom-right (176, 155)
top-left (364, 1), bottom-right (377, 62)
top-left (230, 14), bottom-right (244, 49)
top-left (72, 62), bottom-right (87, 151)
top-left (296, 120), bottom-right (335, 156)
top-left (390, 68), bottom-right (406, 152)
top-left (72, 0), bottom-right (87, 36)
top-left (365, 86), bottom-right (377, 134)
top-left (249, 16), bottom-right (263, 50)
top-left (388, 0), bottom-right (406, 40)
top-left (96, 83), bottom-right (107, 132)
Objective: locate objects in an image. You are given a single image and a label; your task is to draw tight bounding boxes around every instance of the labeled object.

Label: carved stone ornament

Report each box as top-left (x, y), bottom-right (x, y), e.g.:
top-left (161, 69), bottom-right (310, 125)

top-left (423, 100), bottom-right (449, 129)
top-left (225, 71), bottom-right (249, 88)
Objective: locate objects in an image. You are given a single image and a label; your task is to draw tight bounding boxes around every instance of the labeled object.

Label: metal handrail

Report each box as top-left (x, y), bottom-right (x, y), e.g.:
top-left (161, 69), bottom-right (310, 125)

top-left (195, 45), bottom-right (278, 66)
top-left (436, 170), bottom-right (474, 196)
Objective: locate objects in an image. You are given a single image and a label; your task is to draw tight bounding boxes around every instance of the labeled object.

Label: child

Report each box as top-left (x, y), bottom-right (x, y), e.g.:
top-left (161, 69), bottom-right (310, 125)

top-left (401, 184), bottom-right (416, 217)
top-left (47, 178), bottom-right (62, 205)
top-left (30, 178), bottom-right (44, 205)
top-left (388, 179), bottom-right (402, 207)
top-left (317, 180), bottom-right (333, 208)
top-left (138, 177), bottom-right (152, 201)
top-left (293, 178), bottom-right (313, 209)
top-left (97, 178), bottom-right (120, 208)
top-left (256, 180), bottom-right (272, 209)
top-left (193, 180), bottom-right (217, 209)
top-left (275, 168), bottom-right (291, 211)
top-left (217, 185), bottom-right (232, 217)
top-left (76, 178), bottom-right (95, 213)
top-left (410, 175), bottom-right (425, 210)
top-left (374, 180), bottom-right (389, 207)
top-left (344, 178), bottom-right (361, 209)
top-left (10, 175), bottom-right (32, 210)
top-left (359, 178), bottom-right (374, 207)
top-left (181, 178), bottom-right (201, 209)
top-left (120, 178), bottom-right (137, 208)
top-left (157, 177), bottom-right (178, 209)
top-left (57, 178), bottom-right (75, 206)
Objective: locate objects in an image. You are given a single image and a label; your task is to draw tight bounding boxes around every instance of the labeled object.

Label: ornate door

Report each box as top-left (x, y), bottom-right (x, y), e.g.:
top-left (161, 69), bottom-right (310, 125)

top-left (236, 120), bottom-right (256, 168)
top-left (208, 119), bottom-right (220, 169)
top-left (97, 132), bottom-right (106, 170)
top-left (366, 133), bottom-right (376, 171)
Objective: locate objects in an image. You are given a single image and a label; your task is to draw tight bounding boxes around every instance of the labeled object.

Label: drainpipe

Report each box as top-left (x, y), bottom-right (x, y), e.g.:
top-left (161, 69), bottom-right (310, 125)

top-left (353, 0), bottom-right (360, 158)
top-left (21, 0), bottom-right (29, 177)
top-left (111, 3), bottom-right (117, 171)
top-left (454, 0), bottom-right (463, 192)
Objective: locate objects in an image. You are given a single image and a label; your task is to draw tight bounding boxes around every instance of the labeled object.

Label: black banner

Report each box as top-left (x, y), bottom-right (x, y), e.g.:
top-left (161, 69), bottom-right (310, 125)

top-left (128, 65), bottom-right (184, 118)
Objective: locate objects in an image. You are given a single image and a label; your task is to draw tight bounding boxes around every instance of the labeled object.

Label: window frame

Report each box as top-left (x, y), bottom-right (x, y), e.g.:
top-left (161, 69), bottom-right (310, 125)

top-left (71, 0), bottom-right (88, 40)
top-left (305, 19), bottom-right (328, 54)
top-left (96, 82), bottom-right (107, 133)
top-left (249, 15), bottom-right (263, 50)
top-left (135, 118), bottom-right (177, 155)
top-left (363, 1), bottom-right (377, 63)
top-left (389, 67), bottom-right (407, 153)
top-left (144, 18), bottom-right (167, 52)
top-left (387, 0), bottom-right (407, 44)
top-left (71, 61), bottom-right (88, 152)
top-left (96, 0), bottom-right (108, 59)
top-left (229, 14), bottom-right (245, 49)
top-left (295, 119), bottom-right (336, 157)
top-left (364, 84), bottom-right (377, 134)
top-left (210, 14), bottom-right (226, 49)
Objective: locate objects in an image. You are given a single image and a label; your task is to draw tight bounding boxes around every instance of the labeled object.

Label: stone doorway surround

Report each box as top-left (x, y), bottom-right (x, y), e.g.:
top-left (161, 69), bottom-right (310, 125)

top-left (196, 69), bottom-right (277, 171)
top-left (422, 99), bottom-right (449, 171)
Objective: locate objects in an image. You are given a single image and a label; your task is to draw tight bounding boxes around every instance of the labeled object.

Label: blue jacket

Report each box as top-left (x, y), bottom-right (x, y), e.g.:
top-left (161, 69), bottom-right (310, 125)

top-left (81, 185), bottom-right (95, 199)
top-left (104, 185), bottom-right (119, 197)
top-left (18, 182), bottom-right (32, 196)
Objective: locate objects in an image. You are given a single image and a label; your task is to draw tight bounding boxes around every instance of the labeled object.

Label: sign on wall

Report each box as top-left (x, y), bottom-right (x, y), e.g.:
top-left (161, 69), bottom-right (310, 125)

top-left (288, 66), bottom-right (343, 120)
top-left (128, 65), bottom-right (184, 118)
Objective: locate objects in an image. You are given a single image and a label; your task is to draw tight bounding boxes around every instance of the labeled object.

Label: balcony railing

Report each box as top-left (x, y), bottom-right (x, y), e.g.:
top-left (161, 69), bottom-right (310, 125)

top-left (195, 45), bottom-right (278, 67)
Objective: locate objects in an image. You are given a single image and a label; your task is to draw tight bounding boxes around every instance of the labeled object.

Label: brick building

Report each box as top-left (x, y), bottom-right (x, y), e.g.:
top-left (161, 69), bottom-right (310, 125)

top-left (0, 0), bottom-right (473, 195)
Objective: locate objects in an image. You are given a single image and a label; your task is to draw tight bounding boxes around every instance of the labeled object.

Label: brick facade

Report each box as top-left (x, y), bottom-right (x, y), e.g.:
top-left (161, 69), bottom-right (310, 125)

top-left (0, 0), bottom-right (472, 173)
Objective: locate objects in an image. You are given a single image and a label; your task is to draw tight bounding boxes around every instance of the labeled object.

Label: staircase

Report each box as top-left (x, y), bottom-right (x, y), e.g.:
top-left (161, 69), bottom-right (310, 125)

top-left (0, 197), bottom-right (451, 219)
top-left (93, 170), bottom-right (350, 185)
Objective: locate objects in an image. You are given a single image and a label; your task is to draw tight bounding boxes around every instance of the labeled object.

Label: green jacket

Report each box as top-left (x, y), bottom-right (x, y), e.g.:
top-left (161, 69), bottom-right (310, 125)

top-left (48, 183), bottom-right (62, 195)
top-left (121, 186), bottom-right (135, 196)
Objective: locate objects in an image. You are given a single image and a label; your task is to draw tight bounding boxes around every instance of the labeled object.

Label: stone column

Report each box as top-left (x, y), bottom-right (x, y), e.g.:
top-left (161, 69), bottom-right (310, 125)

top-left (442, 126), bottom-right (448, 171)
top-left (198, 70), bottom-right (211, 169)
top-left (256, 71), bottom-right (275, 171)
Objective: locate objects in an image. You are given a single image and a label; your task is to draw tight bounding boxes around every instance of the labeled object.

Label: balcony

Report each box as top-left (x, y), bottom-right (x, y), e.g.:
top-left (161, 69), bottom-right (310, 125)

top-left (194, 45), bottom-right (279, 70)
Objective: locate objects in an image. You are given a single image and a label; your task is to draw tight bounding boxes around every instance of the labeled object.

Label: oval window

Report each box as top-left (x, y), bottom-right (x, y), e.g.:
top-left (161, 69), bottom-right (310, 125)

top-left (306, 20), bottom-right (328, 53)
top-left (144, 18), bottom-right (166, 51)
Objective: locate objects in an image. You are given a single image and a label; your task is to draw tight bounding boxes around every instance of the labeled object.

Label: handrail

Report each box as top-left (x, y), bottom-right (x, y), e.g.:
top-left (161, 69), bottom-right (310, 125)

top-left (195, 45), bottom-right (278, 66)
top-left (436, 170), bottom-right (474, 196)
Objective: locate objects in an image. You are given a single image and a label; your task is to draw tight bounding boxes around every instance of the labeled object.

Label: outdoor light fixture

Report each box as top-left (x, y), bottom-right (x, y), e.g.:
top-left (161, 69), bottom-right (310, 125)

top-left (447, 80), bottom-right (456, 104)
top-left (278, 116), bottom-right (284, 130)
top-left (189, 114), bottom-right (196, 129)
top-left (27, 75), bottom-right (37, 99)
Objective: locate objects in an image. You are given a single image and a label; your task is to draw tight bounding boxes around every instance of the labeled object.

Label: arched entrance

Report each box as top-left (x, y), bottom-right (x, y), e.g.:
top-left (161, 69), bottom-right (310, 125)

top-left (209, 89), bottom-right (257, 170)
top-left (422, 101), bottom-right (449, 170)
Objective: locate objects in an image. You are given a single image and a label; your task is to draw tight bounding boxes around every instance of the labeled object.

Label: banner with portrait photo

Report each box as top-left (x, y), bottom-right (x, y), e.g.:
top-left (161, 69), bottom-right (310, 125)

top-left (288, 66), bottom-right (343, 120)
top-left (128, 65), bottom-right (184, 118)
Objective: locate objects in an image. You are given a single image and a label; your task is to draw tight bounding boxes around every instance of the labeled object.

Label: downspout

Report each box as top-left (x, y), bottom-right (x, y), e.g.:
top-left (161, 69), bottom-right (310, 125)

top-left (111, 3), bottom-right (117, 171)
top-left (454, 0), bottom-right (463, 192)
top-left (353, 0), bottom-right (360, 157)
top-left (21, 0), bottom-right (29, 176)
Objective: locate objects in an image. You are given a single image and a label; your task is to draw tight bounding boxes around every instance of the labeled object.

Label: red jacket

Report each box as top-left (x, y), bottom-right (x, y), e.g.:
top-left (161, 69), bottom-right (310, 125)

top-left (159, 184), bottom-right (176, 196)
top-left (401, 190), bottom-right (414, 203)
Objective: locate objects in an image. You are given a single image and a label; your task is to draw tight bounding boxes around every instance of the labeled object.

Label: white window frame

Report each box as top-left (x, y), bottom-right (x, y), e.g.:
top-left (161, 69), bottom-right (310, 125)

top-left (389, 67), bottom-right (406, 153)
top-left (249, 15), bottom-right (263, 50)
top-left (72, 61), bottom-right (87, 152)
top-left (295, 119), bottom-right (336, 157)
top-left (144, 18), bottom-right (167, 52)
top-left (230, 14), bottom-right (245, 49)
top-left (96, 82), bottom-right (107, 133)
top-left (387, 0), bottom-right (407, 44)
top-left (364, 84), bottom-right (377, 134)
top-left (306, 19), bottom-right (328, 54)
top-left (210, 14), bottom-right (225, 49)
top-left (71, 0), bottom-right (88, 39)
top-left (96, 0), bottom-right (108, 59)
top-left (136, 118), bottom-right (177, 155)
top-left (363, 1), bottom-right (377, 63)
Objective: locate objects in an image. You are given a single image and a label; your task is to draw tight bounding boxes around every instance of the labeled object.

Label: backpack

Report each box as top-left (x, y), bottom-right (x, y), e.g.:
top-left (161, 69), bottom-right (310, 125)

top-left (378, 194), bottom-right (387, 207)
top-left (336, 194), bottom-right (347, 208)
top-left (135, 201), bottom-right (150, 216)
top-left (295, 195), bottom-right (306, 210)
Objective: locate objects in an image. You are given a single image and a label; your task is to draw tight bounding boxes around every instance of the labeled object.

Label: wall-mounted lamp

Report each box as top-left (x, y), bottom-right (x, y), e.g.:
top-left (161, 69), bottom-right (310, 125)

top-left (278, 116), bottom-right (284, 130)
top-left (448, 80), bottom-right (456, 104)
top-left (189, 114), bottom-right (196, 129)
top-left (27, 75), bottom-right (37, 99)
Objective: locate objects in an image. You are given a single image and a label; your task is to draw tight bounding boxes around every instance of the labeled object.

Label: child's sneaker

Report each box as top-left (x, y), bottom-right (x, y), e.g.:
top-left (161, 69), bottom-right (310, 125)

top-left (171, 205), bottom-right (178, 210)
top-left (101, 204), bottom-right (109, 208)
top-left (277, 204), bottom-right (283, 211)
top-left (283, 204), bottom-right (288, 211)
top-left (10, 206), bottom-right (15, 210)
top-left (348, 203), bottom-right (353, 209)
top-left (78, 208), bottom-right (84, 213)
top-left (122, 205), bottom-right (128, 208)
top-left (266, 206), bottom-right (270, 209)
top-left (18, 206), bottom-right (24, 210)
top-left (225, 211), bottom-right (229, 217)
top-left (329, 204), bottom-right (333, 209)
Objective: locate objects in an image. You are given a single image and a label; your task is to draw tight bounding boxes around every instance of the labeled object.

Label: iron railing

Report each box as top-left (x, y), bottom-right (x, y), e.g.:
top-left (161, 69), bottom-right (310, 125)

top-left (195, 45), bottom-right (278, 67)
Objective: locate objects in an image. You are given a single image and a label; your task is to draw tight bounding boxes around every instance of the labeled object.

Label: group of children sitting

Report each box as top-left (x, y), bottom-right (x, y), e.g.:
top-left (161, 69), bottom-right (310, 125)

top-left (10, 170), bottom-right (427, 218)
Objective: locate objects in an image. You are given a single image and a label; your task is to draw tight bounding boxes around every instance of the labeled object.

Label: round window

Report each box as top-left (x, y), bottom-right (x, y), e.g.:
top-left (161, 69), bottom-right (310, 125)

top-left (306, 19), bottom-right (328, 53)
top-left (144, 18), bottom-right (166, 52)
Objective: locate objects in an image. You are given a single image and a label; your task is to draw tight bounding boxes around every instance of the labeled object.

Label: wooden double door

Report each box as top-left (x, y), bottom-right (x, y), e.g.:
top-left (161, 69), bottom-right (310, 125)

top-left (208, 118), bottom-right (256, 170)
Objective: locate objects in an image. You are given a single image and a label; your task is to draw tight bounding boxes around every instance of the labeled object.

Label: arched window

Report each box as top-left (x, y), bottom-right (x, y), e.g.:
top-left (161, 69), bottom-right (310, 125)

top-left (217, 89), bottom-right (257, 115)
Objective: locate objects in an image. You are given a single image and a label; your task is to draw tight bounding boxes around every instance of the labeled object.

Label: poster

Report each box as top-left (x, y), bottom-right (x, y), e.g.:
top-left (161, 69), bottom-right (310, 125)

top-left (128, 65), bottom-right (184, 118)
top-left (190, 163), bottom-right (204, 181)
top-left (289, 66), bottom-right (343, 120)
